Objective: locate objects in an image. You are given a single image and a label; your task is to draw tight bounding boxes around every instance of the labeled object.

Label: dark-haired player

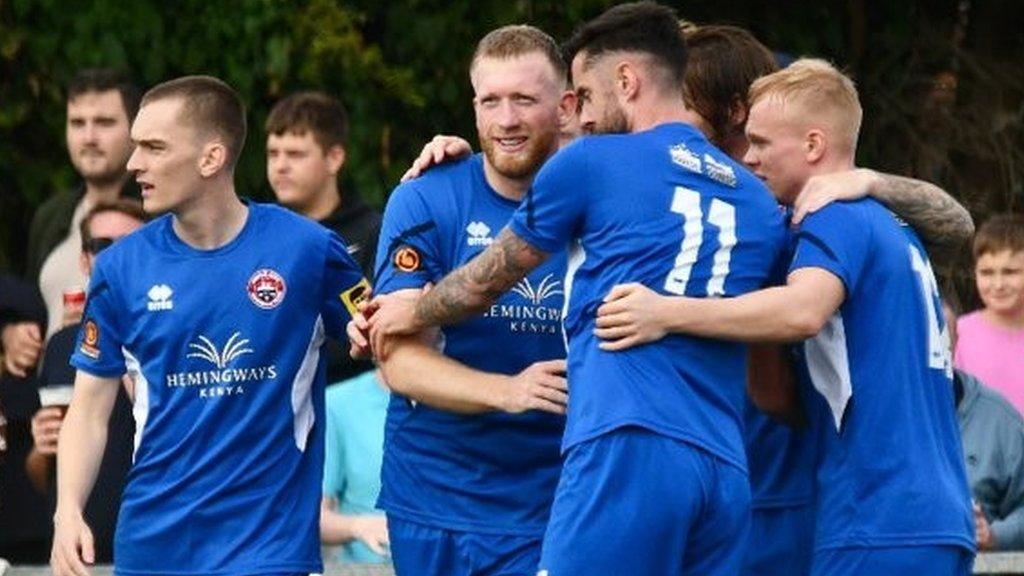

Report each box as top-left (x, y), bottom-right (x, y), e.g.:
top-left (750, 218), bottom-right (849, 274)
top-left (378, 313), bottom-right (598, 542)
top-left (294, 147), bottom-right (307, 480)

top-left (369, 4), bottom-right (786, 574)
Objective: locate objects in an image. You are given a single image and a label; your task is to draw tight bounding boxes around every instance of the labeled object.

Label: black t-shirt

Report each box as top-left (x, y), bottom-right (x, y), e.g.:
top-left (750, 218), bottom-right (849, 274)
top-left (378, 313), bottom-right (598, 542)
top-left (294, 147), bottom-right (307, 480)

top-left (39, 325), bottom-right (134, 563)
top-left (318, 194), bottom-right (381, 384)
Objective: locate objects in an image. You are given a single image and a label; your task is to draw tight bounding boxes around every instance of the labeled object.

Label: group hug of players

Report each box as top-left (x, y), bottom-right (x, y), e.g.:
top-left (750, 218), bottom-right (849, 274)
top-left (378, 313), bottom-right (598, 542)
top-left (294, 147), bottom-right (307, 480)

top-left (49, 2), bottom-right (978, 576)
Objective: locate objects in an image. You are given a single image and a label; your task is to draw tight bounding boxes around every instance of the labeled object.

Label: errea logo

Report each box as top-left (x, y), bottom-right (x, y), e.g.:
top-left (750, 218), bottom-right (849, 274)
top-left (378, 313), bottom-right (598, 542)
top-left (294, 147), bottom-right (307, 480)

top-left (466, 221), bottom-right (493, 246)
top-left (147, 284), bottom-right (174, 311)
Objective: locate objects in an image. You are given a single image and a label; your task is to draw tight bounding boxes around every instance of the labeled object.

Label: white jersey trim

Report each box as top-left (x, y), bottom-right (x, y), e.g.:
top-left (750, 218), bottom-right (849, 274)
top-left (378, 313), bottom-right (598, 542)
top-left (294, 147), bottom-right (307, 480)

top-left (291, 315), bottom-right (325, 452)
top-left (804, 312), bottom-right (853, 431)
top-left (123, 347), bottom-right (149, 461)
top-left (561, 241), bottom-right (586, 352)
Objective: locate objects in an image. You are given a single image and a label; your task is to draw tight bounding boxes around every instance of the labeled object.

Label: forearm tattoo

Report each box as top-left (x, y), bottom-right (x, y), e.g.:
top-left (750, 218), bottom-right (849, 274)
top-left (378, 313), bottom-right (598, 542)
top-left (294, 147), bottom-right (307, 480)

top-left (875, 173), bottom-right (974, 266)
top-left (414, 228), bottom-right (548, 327)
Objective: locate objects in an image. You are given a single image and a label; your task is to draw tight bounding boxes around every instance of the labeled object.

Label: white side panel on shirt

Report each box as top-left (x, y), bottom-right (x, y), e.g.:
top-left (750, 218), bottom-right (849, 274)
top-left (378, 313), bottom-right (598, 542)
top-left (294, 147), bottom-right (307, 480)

top-left (561, 241), bottom-right (586, 352)
top-left (123, 347), bottom-right (149, 461)
top-left (291, 315), bottom-right (325, 452)
top-left (804, 313), bottom-right (853, 432)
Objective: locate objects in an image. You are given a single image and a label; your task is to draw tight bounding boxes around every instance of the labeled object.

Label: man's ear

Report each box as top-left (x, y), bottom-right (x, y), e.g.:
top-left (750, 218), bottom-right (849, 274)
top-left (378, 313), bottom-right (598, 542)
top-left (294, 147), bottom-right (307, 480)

top-left (805, 129), bottom-right (826, 164)
top-left (728, 95), bottom-right (749, 132)
top-left (556, 90), bottom-right (578, 133)
top-left (615, 60), bottom-right (641, 102)
top-left (326, 144), bottom-right (346, 175)
top-left (198, 142), bottom-right (228, 178)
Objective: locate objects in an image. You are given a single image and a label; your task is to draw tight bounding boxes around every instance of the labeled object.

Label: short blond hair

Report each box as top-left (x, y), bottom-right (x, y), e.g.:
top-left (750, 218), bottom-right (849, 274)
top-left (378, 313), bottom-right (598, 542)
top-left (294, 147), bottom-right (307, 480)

top-left (470, 25), bottom-right (566, 82)
top-left (748, 58), bottom-right (862, 155)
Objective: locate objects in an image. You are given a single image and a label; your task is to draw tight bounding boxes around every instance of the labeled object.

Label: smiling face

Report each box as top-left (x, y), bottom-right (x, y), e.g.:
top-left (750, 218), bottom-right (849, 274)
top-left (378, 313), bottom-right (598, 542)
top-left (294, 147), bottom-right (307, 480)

top-left (976, 249), bottom-right (1024, 320)
top-left (125, 98), bottom-right (206, 215)
top-left (66, 90), bottom-right (134, 185)
top-left (742, 97), bottom-right (810, 204)
top-left (471, 52), bottom-right (564, 183)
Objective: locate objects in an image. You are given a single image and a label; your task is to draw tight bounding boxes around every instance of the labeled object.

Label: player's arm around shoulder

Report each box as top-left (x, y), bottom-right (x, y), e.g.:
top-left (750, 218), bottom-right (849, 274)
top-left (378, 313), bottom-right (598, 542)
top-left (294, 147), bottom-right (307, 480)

top-left (794, 168), bottom-right (973, 270)
top-left (52, 370), bottom-right (122, 576)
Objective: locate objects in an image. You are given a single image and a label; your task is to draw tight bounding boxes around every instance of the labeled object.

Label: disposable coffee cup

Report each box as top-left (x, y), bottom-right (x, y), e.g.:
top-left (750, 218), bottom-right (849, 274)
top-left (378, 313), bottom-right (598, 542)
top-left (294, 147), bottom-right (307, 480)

top-left (39, 385), bottom-right (75, 417)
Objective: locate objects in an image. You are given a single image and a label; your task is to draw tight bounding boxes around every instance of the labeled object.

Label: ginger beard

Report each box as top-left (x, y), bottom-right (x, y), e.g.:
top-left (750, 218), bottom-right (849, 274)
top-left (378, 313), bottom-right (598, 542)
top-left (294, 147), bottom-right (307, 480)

top-left (479, 122), bottom-right (558, 179)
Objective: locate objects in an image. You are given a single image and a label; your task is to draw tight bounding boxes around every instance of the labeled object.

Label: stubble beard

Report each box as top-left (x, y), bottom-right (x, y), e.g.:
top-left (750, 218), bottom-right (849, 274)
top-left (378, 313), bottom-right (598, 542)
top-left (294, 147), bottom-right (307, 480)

top-left (73, 148), bottom-right (130, 189)
top-left (480, 126), bottom-right (559, 180)
top-left (594, 102), bottom-right (629, 135)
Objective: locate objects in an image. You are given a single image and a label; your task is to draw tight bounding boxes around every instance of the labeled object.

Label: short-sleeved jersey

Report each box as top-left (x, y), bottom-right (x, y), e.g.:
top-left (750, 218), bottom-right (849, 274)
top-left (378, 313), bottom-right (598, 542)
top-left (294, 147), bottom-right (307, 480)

top-left (789, 199), bottom-right (974, 552)
top-left (71, 202), bottom-right (366, 576)
top-left (374, 154), bottom-right (567, 536)
top-left (510, 123), bottom-right (786, 470)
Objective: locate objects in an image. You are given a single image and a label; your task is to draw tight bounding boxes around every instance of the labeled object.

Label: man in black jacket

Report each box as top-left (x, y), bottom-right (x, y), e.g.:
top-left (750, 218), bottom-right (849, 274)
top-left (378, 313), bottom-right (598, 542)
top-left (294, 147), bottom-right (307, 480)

top-left (266, 91), bottom-right (380, 383)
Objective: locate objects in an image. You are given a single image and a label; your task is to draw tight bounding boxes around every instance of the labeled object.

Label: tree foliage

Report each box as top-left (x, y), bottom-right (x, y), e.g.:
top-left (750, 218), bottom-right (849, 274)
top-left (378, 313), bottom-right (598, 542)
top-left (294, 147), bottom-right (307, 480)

top-left (1, 0), bottom-right (1022, 303)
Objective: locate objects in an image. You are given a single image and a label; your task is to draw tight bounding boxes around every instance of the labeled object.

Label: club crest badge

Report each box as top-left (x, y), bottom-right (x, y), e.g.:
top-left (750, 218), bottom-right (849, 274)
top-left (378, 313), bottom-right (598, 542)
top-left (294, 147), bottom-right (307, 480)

top-left (247, 268), bottom-right (287, 309)
top-left (80, 319), bottom-right (101, 359)
top-left (394, 246), bottom-right (421, 272)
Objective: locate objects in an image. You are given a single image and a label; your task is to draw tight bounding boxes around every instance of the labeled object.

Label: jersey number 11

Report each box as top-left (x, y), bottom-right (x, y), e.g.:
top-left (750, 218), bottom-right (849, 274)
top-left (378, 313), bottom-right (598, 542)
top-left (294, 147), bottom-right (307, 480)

top-left (664, 187), bottom-right (737, 297)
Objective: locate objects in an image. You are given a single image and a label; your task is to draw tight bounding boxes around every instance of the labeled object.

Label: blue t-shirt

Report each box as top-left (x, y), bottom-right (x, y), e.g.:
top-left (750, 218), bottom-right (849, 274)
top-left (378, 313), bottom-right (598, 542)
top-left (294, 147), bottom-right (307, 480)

top-left (323, 372), bottom-right (389, 564)
top-left (790, 199), bottom-right (974, 551)
top-left (745, 228), bottom-right (817, 510)
top-left (510, 123), bottom-right (786, 471)
top-left (71, 202), bottom-right (367, 575)
top-left (374, 154), bottom-right (567, 536)
top-left (744, 392), bottom-right (817, 509)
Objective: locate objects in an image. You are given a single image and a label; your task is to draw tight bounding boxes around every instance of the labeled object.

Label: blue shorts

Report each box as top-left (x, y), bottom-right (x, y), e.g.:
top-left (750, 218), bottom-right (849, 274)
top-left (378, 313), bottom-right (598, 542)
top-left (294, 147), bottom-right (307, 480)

top-left (743, 504), bottom-right (814, 576)
top-left (812, 545), bottom-right (974, 576)
top-left (538, 426), bottom-right (751, 576)
top-left (388, 516), bottom-right (542, 576)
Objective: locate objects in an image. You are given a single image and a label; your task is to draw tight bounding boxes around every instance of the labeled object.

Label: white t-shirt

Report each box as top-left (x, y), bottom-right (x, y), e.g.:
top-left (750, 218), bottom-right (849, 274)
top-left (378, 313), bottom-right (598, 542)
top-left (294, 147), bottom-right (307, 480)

top-left (38, 196), bottom-right (92, 339)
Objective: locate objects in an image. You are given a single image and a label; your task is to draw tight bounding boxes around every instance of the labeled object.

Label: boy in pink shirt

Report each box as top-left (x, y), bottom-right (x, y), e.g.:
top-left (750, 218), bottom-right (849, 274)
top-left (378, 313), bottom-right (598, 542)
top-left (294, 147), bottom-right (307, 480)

top-left (956, 215), bottom-right (1024, 414)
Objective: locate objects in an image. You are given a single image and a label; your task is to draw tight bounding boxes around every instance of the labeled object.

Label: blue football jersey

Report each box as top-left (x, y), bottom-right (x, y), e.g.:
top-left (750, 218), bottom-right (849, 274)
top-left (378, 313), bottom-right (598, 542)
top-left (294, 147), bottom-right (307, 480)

top-left (70, 202), bottom-right (366, 575)
top-left (509, 122), bottom-right (786, 471)
top-left (790, 199), bottom-right (974, 552)
top-left (374, 154), bottom-right (567, 536)
top-left (744, 399), bottom-right (816, 509)
top-left (746, 228), bottom-right (817, 510)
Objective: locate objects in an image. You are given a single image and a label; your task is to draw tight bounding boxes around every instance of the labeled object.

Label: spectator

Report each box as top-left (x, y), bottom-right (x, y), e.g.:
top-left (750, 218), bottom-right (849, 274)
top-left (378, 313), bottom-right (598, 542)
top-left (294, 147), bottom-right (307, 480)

top-left (320, 370), bottom-right (390, 563)
top-left (23, 69), bottom-right (140, 346)
top-left (0, 273), bottom-right (49, 563)
top-left (955, 214), bottom-right (1024, 414)
top-left (946, 303), bottom-right (1024, 551)
top-left (265, 91), bottom-right (380, 383)
top-left (26, 199), bottom-right (146, 563)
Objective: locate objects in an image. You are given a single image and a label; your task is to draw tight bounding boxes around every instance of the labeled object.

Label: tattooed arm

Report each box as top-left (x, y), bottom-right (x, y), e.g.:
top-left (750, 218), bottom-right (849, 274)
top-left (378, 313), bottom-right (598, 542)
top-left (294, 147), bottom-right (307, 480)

top-left (793, 168), bottom-right (974, 269)
top-left (367, 227), bottom-right (548, 355)
top-left (414, 227), bottom-right (549, 327)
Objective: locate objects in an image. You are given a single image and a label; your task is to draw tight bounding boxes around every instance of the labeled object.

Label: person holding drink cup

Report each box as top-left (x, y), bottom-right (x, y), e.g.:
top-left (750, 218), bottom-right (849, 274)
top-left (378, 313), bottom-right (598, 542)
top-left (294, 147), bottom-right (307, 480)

top-left (25, 199), bottom-right (147, 562)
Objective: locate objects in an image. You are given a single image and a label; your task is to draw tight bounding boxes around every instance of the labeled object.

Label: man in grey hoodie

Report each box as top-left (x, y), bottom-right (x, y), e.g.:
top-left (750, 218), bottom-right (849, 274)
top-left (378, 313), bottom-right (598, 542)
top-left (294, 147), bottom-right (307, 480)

top-left (948, 302), bottom-right (1024, 550)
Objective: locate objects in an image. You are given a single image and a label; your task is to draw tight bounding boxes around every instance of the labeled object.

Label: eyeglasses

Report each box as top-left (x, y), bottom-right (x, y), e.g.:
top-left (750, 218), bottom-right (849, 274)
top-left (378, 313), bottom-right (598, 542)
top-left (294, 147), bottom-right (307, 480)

top-left (83, 237), bottom-right (117, 255)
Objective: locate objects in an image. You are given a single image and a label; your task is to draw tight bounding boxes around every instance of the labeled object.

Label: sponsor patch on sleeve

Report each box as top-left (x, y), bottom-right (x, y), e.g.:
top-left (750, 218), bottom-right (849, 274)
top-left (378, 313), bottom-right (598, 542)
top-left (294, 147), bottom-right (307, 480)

top-left (393, 246), bottom-right (421, 272)
top-left (80, 319), bottom-right (101, 359)
top-left (340, 278), bottom-right (371, 316)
